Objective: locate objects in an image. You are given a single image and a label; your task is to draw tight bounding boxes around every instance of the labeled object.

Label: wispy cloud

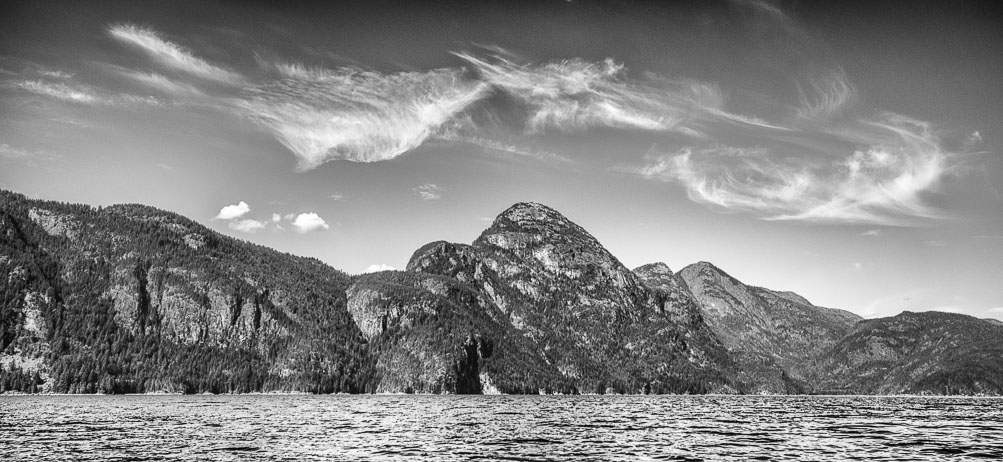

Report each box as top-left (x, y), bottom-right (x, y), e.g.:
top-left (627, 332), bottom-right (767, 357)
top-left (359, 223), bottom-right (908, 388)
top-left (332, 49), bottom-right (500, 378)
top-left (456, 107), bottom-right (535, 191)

top-left (329, 193), bottom-right (345, 201)
top-left (233, 68), bottom-right (487, 169)
top-left (101, 27), bottom-right (767, 170)
top-left (291, 212), bottom-right (330, 233)
top-left (121, 70), bottom-right (205, 97)
top-left (454, 51), bottom-right (724, 136)
top-left (0, 144), bottom-right (47, 160)
top-left (107, 24), bottom-right (242, 84)
top-left (638, 111), bottom-right (953, 226)
top-left (9, 77), bottom-right (164, 108)
top-left (796, 70), bottom-right (855, 123)
top-left (13, 80), bottom-right (100, 104)
top-left (21, 19), bottom-right (976, 229)
top-left (443, 134), bottom-right (572, 163)
top-left (861, 229), bottom-right (882, 237)
top-left (414, 183), bottom-right (444, 200)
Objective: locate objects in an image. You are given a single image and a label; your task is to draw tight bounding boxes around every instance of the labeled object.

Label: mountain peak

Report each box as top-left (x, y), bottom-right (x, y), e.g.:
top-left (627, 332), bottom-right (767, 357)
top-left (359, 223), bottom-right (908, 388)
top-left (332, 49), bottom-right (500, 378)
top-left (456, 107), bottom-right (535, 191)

top-left (634, 262), bottom-right (673, 276)
top-left (495, 202), bottom-right (567, 226)
top-left (681, 261), bottom-right (731, 280)
top-left (476, 202), bottom-right (598, 251)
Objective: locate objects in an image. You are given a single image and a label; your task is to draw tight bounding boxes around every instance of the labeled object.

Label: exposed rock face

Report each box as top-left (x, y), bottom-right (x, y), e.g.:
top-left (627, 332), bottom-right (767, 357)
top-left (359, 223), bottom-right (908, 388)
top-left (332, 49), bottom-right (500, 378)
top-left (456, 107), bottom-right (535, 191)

top-left (346, 270), bottom-right (564, 394)
top-left (677, 261), bottom-right (861, 393)
top-left (813, 311), bottom-right (1003, 395)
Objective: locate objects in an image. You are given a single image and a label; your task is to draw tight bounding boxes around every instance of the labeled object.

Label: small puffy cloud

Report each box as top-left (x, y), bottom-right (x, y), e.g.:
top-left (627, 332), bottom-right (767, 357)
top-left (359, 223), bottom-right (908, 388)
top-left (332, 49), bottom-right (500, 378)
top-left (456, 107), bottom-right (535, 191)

top-left (853, 262), bottom-right (862, 271)
top-left (414, 183), bottom-right (444, 200)
top-left (228, 219), bottom-right (266, 233)
top-left (364, 264), bottom-right (396, 273)
top-left (215, 201), bottom-right (250, 220)
top-left (271, 213), bottom-right (281, 222)
top-left (292, 212), bottom-right (330, 233)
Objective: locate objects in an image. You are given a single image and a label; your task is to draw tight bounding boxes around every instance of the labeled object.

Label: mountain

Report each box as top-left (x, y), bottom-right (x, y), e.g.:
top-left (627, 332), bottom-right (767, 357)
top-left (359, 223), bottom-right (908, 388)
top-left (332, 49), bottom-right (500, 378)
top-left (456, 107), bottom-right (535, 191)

top-left (812, 311), bottom-right (1003, 395)
top-left (1, 190), bottom-right (369, 394)
top-left (3, 189), bottom-right (1001, 395)
top-left (671, 261), bottom-right (863, 393)
top-left (362, 202), bottom-right (738, 394)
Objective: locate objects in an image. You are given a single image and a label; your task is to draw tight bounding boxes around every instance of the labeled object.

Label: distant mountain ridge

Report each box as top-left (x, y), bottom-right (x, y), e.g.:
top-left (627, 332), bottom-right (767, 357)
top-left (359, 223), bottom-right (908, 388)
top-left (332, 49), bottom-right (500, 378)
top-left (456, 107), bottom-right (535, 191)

top-left (2, 190), bottom-right (1001, 395)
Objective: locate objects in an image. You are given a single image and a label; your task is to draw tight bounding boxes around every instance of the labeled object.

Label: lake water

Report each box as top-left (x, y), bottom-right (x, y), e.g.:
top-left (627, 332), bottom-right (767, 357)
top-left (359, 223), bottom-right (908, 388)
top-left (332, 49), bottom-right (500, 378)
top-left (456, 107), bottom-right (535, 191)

top-left (1, 395), bottom-right (1001, 460)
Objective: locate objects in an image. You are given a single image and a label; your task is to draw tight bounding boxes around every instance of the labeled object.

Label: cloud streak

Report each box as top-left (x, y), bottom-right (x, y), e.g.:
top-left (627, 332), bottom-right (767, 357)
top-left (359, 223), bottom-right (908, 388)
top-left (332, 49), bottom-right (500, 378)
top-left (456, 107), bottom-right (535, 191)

top-left (639, 110), bottom-right (953, 226)
top-left (233, 68), bottom-right (488, 169)
top-left (108, 24), bottom-right (242, 84)
top-left (13, 80), bottom-right (100, 104)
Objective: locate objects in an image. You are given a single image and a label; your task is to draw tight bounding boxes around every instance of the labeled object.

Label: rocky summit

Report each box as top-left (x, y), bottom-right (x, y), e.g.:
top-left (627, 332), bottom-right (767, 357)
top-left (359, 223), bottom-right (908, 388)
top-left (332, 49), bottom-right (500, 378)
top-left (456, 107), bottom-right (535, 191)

top-left (2, 190), bottom-right (1002, 395)
top-left (371, 202), bottom-right (737, 394)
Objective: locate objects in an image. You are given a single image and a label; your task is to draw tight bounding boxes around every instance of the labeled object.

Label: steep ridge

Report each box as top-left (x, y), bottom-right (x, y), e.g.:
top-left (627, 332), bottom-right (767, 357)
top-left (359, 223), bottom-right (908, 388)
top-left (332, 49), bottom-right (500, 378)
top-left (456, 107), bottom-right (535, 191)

top-left (1, 190), bottom-right (368, 393)
top-left (676, 261), bottom-right (862, 393)
top-left (395, 202), bottom-right (737, 394)
top-left (813, 311), bottom-right (1003, 395)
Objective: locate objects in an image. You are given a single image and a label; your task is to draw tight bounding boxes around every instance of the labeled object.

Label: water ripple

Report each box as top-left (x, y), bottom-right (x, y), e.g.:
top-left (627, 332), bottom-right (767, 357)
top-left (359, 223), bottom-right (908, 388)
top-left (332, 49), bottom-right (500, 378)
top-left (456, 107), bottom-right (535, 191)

top-left (1, 395), bottom-right (1002, 460)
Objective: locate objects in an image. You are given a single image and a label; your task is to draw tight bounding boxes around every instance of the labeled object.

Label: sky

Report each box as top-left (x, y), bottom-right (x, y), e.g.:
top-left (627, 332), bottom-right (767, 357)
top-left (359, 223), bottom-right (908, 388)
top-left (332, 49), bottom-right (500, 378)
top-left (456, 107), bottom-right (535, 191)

top-left (2, 0), bottom-right (1002, 321)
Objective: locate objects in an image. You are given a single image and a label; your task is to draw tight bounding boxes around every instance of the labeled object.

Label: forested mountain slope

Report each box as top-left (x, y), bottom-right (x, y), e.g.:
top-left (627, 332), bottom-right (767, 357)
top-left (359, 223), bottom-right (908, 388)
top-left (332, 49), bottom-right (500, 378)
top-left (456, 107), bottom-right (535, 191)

top-left (1, 190), bottom-right (367, 393)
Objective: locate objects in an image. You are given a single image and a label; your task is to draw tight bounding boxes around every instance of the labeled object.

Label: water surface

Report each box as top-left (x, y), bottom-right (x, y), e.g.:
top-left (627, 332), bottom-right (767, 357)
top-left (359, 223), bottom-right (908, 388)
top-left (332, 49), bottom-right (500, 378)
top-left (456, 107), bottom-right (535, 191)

top-left (2, 395), bottom-right (1001, 460)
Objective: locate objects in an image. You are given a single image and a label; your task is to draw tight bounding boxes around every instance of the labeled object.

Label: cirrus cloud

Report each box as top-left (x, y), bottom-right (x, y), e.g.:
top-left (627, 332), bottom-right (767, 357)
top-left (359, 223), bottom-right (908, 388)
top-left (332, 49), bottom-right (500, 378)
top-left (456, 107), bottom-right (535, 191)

top-left (638, 111), bottom-right (953, 226)
top-left (107, 24), bottom-right (242, 84)
top-left (26, 19), bottom-right (978, 228)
